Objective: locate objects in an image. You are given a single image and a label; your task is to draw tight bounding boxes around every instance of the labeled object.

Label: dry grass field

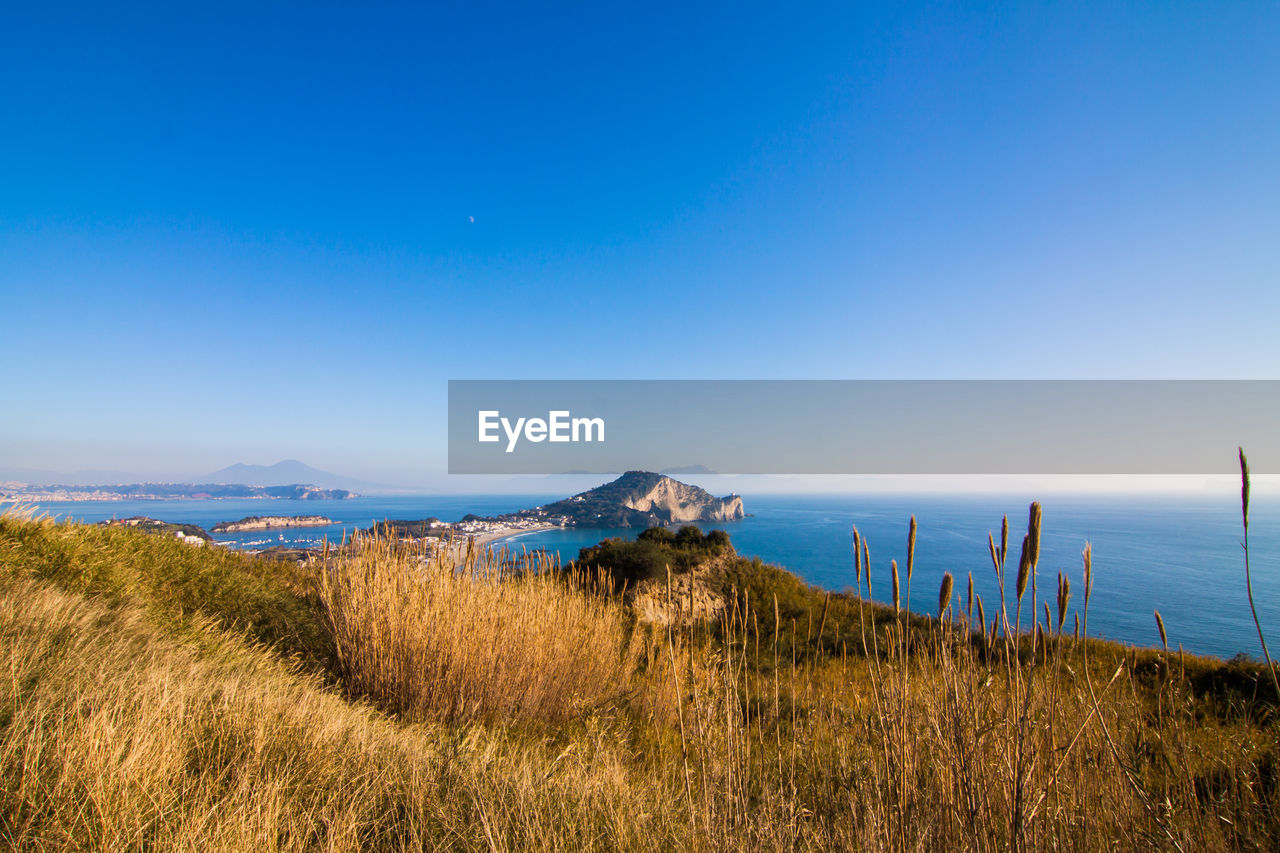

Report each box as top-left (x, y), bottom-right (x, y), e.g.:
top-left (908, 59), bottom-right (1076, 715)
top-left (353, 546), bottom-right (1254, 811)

top-left (2, 462), bottom-right (1277, 851)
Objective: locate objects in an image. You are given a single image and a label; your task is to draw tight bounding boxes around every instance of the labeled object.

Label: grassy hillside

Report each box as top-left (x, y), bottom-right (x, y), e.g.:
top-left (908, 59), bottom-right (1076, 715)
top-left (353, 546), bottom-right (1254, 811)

top-left (0, 509), bottom-right (333, 671)
top-left (1, 503), bottom-right (1277, 851)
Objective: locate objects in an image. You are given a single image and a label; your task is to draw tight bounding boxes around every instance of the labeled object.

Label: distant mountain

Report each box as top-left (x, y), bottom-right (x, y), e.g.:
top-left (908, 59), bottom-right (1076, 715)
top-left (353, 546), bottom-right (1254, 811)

top-left (515, 471), bottom-right (745, 528)
top-left (0, 459), bottom-right (390, 492)
top-left (198, 460), bottom-right (384, 492)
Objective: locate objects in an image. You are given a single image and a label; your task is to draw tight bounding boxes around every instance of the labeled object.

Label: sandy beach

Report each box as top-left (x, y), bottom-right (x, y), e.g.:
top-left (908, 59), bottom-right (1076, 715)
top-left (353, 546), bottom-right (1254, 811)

top-left (441, 522), bottom-right (560, 560)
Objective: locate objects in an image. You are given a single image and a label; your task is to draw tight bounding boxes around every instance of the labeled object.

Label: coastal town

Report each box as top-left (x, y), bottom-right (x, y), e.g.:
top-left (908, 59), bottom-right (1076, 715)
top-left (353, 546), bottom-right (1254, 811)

top-left (89, 512), bottom-right (562, 561)
top-left (0, 482), bottom-right (353, 501)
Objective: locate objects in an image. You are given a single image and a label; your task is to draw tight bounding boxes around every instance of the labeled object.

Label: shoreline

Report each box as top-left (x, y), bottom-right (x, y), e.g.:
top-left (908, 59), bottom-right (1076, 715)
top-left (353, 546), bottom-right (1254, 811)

top-left (452, 522), bottom-right (561, 555)
top-left (477, 524), bottom-right (563, 550)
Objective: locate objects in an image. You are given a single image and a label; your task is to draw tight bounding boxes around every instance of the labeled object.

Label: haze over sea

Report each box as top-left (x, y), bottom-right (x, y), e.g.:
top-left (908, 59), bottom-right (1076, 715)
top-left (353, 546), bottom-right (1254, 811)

top-left (20, 492), bottom-right (1279, 661)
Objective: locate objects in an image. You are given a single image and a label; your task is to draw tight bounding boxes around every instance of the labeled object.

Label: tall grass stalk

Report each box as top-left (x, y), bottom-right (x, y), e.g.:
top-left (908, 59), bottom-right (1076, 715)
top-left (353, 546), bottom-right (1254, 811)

top-left (1239, 447), bottom-right (1280, 700)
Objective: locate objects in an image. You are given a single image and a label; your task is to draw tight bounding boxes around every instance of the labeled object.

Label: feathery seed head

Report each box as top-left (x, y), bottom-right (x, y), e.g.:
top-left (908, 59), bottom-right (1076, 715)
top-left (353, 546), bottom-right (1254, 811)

top-left (1016, 535), bottom-right (1031, 601)
top-left (907, 516), bottom-right (917, 581)
top-left (1027, 502), bottom-right (1042, 569)
top-left (1082, 543), bottom-right (1093, 601)
top-left (863, 540), bottom-right (872, 596)
top-left (1056, 573), bottom-right (1071, 632)
top-left (853, 527), bottom-right (862, 584)
top-left (891, 559), bottom-right (900, 611)
top-left (1239, 447), bottom-right (1251, 530)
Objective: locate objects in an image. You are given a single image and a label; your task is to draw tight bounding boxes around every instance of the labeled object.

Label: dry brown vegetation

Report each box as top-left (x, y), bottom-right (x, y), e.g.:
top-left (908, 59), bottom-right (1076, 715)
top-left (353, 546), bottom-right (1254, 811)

top-left (2, 465), bottom-right (1278, 851)
top-left (320, 533), bottom-right (642, 724)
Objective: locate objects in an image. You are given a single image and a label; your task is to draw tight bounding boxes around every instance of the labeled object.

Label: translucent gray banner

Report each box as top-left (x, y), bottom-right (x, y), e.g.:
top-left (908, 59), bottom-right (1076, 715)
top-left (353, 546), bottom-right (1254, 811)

top-left (447, 380), bottom-right (1279, 474)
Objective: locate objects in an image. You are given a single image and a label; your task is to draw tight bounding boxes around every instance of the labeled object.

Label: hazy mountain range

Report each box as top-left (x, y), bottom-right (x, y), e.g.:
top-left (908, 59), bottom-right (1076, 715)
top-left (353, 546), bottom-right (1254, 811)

top-left (198, 461), bottom-right (386, 492)
top-left (0, 460), bottom-right (720, 494)
top-left (0, 460), bottom-right (388, 492)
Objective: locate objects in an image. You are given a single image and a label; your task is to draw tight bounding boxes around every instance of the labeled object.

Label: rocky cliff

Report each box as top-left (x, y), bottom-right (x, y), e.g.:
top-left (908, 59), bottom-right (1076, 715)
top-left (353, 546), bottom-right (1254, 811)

top-left (533, 471), bottom-right (745, 528)
top-left (211, 515), bottom-right (334, 532)
top-left (616, 472), bottom-right (744, 523)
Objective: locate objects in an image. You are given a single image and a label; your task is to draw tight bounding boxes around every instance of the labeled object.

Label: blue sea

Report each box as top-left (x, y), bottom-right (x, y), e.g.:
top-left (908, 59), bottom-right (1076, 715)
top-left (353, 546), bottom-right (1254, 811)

top-left (18, 492), bottom-right (1280, 661)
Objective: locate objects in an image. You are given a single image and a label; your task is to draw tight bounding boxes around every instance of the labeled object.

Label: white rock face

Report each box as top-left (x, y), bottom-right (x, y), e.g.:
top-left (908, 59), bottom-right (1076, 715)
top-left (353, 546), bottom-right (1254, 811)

top-left (620, 475), bottom-right (745, 523)
top-left (533, 471), bottom-right (746, 527)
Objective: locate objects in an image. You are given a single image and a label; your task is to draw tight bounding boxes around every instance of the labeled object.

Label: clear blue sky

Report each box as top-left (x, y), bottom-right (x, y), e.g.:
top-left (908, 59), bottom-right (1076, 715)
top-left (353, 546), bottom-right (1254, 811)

top-left (3, 2), bottom-right (1278, 486)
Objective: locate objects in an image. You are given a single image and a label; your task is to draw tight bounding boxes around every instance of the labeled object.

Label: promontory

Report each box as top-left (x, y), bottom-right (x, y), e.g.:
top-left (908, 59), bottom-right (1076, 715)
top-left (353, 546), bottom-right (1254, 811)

top-left (211, 515), bottom-right (335, 532)
top-left (515, 471), bottom-right (745, 528)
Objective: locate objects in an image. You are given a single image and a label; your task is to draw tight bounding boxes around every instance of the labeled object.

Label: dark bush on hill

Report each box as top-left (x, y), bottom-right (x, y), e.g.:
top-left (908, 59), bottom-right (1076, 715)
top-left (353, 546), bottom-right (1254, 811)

top-left (576, 525), bottom-right (732, 587)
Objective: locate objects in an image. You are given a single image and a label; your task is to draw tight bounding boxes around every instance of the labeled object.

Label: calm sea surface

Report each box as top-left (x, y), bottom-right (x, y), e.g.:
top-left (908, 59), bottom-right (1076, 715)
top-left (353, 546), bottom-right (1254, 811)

top-left (19, 492), bottom-right (1280, 660)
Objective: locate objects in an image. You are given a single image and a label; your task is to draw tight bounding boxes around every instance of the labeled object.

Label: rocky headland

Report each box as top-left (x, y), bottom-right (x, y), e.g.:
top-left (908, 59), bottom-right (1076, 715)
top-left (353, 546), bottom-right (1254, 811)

top-left (518, 471), bottom-right (745, 528)
top-left (212, 515), bottom-right (335, 533)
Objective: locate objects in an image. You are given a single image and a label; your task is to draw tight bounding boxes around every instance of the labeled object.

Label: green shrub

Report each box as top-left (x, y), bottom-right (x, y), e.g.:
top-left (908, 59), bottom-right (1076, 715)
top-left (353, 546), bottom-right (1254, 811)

top-left (577, 525), bottom-right (732, 586)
